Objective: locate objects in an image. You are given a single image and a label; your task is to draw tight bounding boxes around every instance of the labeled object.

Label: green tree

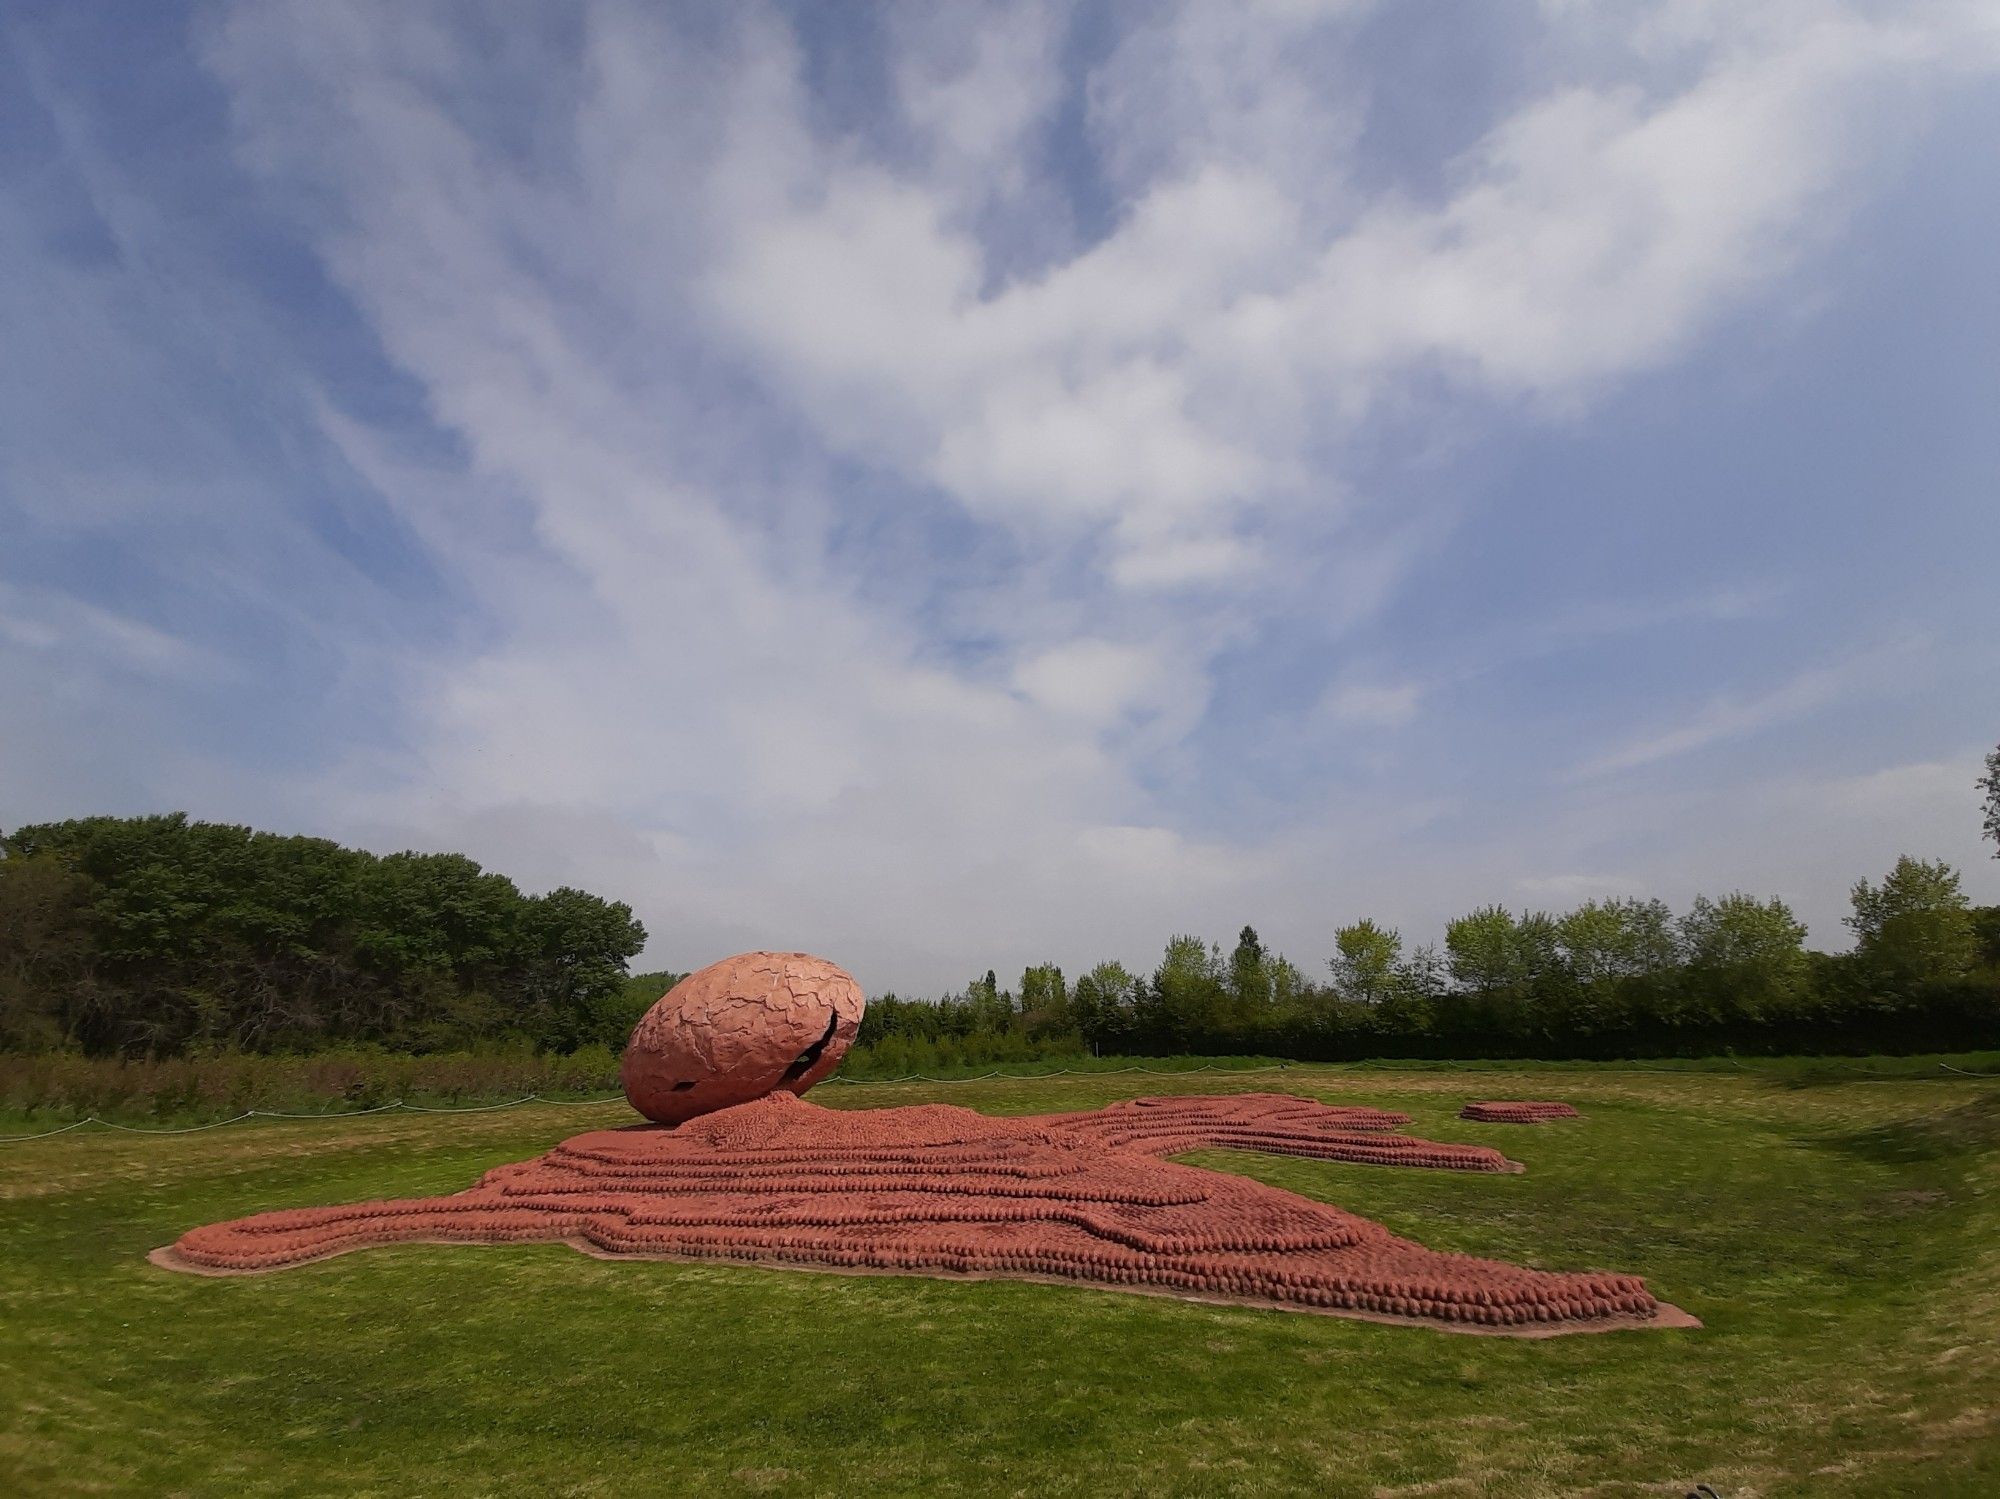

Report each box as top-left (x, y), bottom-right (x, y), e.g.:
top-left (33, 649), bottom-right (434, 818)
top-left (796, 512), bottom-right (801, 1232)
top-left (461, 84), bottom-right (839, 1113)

top-left (1437, 906), bottom-right (1551, 1050)
top-left (1557, 899), bottom-right (1671, 1031)
top-left (1513, 911), bottom-right (1564, 988)
top-left (1678, 892), bottom-right (1809, 1022)
top-left (0, 814), bottom-right (646, 1056)
top-left (1228, 926), bottom-right (1272, 1015)
top-left (515, 886), bottom-right (648, 1050)
top-left (1556, 898), bottom-right (1676, 986)
top-left (1398, 942), bottom-right (1447, 1000)
top-left (1981, 744), bottom-right (2000, 857)
top-left (1153, 934), bottom-right (1226, 1042)
top-left (1072, 960), bottom-right (1136, 1052)
top-left (1376, 941), bottom-right (1443, 1041)
top-left (1329, 919), bottom-right (1402, 1004)
top-left (1445, 906), bottom-right (1522, 995)
top-left (1847, 856), bottom-right (1976, 987)
top-left (593, 969), bottom-right (684, 1048)
top-left (1018, 962), bottom-right (1070, 1038)
top-left (1974, 907), bottom-right (2000, 969)
top-left (1268, 954), bottom-right (1312, 1009)
top-left (0, 852), bottom-right (94, 1050)
top-left (963, 970), bottom-right (1013, 1033)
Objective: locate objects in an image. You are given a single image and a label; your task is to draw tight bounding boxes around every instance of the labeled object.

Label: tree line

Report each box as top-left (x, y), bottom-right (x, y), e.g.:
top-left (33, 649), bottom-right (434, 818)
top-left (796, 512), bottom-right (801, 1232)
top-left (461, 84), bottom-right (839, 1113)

top-left (0, 815), bottom-right (648, 1056)
top-left (5, 805), bottom-right (1998, 1066)
top-left (860, 857), bottom-right (2000, 1064)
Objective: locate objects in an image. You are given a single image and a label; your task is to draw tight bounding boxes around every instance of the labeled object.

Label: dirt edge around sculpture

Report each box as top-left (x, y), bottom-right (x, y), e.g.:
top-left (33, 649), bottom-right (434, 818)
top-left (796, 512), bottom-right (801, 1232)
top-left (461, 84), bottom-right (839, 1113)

top-left (146, 1239), bottom-right (1697, 1337)
top-left (156, 1091), bottom-right (1697, 1337)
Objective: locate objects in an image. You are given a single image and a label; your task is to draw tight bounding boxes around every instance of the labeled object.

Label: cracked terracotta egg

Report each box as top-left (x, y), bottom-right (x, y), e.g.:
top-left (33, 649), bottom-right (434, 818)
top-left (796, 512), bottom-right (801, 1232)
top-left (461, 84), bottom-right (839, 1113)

top-left (619, 951), bottom-right (865, 1124)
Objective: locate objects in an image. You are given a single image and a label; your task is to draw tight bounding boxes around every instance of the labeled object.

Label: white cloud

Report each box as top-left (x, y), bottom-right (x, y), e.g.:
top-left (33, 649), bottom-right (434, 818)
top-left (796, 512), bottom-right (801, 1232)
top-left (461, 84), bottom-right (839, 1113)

top-left (1815, 757), bottom-right (1982, 820)
top-left (1575, 641), bottom-right (1918, 777)
top-left (0, 583), bottom-right (224, 681)
top-left (149, 0), bottom-right (2000, 991)
top-left (1515, 872), bottom-right (1646, 902)
top-left (891, 0), bottom-right (1068, 217)
top-left (1660, 752), bottom-right (1999, 946)
top-left (697, 0), bottom-right (1998, 597)
top-left (1323, 680), bottom-right (1423, 730)
top-left (1012, 639), bottom-right (1171, 726)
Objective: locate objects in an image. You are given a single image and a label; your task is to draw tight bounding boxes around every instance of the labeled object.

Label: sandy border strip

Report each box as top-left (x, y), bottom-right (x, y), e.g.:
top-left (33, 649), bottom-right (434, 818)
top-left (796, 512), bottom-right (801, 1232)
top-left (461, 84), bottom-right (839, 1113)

top-left (149, 1240), bottom-right (1700, 1338)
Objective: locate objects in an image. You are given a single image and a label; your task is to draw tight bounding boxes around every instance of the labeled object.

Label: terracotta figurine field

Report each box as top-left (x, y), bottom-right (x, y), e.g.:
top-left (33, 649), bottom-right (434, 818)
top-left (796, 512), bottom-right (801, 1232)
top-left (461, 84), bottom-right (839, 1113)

top-left (159, 953), bottom-right (1694, 1336)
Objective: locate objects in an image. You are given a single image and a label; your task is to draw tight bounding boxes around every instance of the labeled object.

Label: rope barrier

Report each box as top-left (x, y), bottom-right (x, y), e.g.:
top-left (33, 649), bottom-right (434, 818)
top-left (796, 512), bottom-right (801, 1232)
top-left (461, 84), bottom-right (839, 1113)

top-left (0, 1094), bottom-right (625, 1143)
top-left (247, 1102), bottom-right (411, 1119)
top-left (1337, 1057), bottom-right (1996, 1082)
top-left (825, 1061), bottom-right (1292, 1085)
top-left (91, 1111), bottom-right (260, 1134)
top-left (0, 1118), bottom-right (97, 1142)
top-left (5, 1054), bottom-right (1993, 1143)
top-left (399, 1095), bottom-right (544, 1113)
top-left (0, 1064), bottom-right (1293, 1143)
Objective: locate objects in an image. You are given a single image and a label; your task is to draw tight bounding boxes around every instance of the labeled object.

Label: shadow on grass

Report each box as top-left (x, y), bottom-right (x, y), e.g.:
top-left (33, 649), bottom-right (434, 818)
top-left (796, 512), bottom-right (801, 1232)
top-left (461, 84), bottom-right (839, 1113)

top-left (1821, 1092), bottom-right (2000, 1170)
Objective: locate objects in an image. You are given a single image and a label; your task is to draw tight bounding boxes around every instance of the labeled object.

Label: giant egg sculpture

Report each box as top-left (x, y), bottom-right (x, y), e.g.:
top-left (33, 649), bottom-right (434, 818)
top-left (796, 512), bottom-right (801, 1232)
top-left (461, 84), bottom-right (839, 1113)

top-left (620, 951), bottom-right (865, 1124)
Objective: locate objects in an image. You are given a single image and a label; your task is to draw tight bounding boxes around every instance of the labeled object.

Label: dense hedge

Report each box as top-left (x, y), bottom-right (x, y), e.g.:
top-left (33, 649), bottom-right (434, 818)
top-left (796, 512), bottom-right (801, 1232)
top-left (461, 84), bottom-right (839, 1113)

top-left (1089, 970), bottom-right (2000, 1062)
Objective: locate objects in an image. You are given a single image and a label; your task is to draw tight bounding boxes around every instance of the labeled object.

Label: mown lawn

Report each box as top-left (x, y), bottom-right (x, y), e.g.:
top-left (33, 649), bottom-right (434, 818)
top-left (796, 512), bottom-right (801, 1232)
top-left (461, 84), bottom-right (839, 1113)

top-left (4, 1064), bottom-right (1999, 1497)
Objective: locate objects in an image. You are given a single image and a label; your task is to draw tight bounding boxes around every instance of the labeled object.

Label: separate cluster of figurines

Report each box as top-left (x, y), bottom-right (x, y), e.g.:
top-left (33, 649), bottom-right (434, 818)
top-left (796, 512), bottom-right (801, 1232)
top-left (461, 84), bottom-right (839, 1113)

top-left (1459, 1100), bottom-right (1582, 1124)
top-left (159, 952), bottom-right (1693, 1336)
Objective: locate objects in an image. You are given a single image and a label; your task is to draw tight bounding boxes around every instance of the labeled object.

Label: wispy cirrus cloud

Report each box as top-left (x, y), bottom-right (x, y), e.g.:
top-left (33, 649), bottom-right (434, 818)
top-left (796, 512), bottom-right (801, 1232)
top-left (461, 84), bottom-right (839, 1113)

top-left (3, 1), bottom-right (1996, 986)
top-left (0, 583), bottom-right (226, 681)
top-left (1575, 641), bottom-right (1923, 777)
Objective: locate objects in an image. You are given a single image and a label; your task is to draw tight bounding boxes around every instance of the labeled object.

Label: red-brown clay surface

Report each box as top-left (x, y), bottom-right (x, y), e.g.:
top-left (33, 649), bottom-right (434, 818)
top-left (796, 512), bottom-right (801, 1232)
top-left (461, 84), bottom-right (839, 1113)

top-left (159, 1090), bottom-right (1692, 1335)
top-left (1459, 1101), bottom-right (1582, 1124)
top-left (620, 952), bottom-right (864, 1125)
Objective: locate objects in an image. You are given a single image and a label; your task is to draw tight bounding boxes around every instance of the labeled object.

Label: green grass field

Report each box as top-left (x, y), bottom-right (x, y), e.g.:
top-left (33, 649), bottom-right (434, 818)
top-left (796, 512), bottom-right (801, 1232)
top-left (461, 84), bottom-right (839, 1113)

top-left (6, 1064), bottom-right (2000, 1497)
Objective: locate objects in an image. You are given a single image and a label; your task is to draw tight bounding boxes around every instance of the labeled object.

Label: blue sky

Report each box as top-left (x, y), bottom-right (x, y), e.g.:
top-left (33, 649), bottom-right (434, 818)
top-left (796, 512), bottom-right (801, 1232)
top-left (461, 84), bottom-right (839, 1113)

top-left (3, 0), bottom-right (1997, 993)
